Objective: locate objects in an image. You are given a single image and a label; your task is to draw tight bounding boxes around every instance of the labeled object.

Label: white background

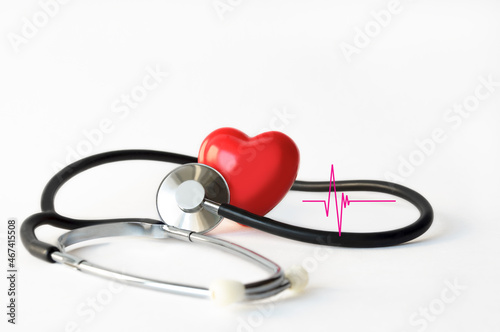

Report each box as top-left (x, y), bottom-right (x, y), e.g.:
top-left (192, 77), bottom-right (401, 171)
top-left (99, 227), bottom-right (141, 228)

top-left (1, 1), bottom-right (499, 331)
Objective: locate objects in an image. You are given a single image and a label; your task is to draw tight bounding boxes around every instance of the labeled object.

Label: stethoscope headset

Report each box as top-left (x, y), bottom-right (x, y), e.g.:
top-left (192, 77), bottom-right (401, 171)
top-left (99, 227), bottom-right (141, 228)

top-left (21, 131), bottom-right (433, 305)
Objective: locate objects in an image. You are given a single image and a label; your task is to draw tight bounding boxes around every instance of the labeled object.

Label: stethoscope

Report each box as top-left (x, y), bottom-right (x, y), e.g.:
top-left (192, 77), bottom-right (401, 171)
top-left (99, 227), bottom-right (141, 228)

top-left (21, 149), bottom-right (433, 305)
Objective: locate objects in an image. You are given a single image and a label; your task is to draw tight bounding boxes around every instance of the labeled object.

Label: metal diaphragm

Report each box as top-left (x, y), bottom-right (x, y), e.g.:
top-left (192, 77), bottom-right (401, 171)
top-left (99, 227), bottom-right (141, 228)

top-left (156, 163), bottom-right (230, 234)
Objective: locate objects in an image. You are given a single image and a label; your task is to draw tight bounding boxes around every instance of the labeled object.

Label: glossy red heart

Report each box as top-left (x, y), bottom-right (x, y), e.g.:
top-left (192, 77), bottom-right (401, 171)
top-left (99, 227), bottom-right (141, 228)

top-left (198, 128), bottom-right (300, 216)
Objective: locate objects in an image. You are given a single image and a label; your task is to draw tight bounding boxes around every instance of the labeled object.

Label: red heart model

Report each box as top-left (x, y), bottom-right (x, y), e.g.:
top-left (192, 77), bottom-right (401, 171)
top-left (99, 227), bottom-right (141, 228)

top-left (198, 127), bottom-right (300, 216)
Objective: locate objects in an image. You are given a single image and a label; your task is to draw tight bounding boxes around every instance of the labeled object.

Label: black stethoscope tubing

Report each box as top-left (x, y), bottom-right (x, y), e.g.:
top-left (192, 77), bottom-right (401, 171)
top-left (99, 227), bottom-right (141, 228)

top-left (21, 149), bottom-right (434, 264)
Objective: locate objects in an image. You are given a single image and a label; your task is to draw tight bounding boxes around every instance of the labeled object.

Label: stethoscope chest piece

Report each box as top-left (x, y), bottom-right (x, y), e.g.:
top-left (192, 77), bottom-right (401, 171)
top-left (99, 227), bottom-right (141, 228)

top-left (156, 163), bottom-right (230, 234)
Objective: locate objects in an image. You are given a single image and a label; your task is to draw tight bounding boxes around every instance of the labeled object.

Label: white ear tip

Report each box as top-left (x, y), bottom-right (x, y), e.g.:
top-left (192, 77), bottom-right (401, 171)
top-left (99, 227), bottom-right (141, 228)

top-left (209, 279), bottom-right (245, 306)
top-left (285, 265), bottom-right (308, 292)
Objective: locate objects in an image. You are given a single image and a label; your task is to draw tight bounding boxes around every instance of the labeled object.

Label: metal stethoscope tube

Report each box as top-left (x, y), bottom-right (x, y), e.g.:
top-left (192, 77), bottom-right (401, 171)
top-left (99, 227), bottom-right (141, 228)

top-left (53, 222), bottom-right (297, 304)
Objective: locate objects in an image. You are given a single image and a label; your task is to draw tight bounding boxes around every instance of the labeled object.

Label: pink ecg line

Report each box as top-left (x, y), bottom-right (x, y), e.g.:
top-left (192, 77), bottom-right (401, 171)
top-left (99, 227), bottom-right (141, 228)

top-left (302, 164), bottom-right (396, 236)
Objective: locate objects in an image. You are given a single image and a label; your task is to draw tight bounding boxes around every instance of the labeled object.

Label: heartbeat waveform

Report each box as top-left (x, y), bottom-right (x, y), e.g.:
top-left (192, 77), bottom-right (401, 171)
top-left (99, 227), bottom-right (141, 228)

top-left (302, 164), bottom-right (396, 236)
